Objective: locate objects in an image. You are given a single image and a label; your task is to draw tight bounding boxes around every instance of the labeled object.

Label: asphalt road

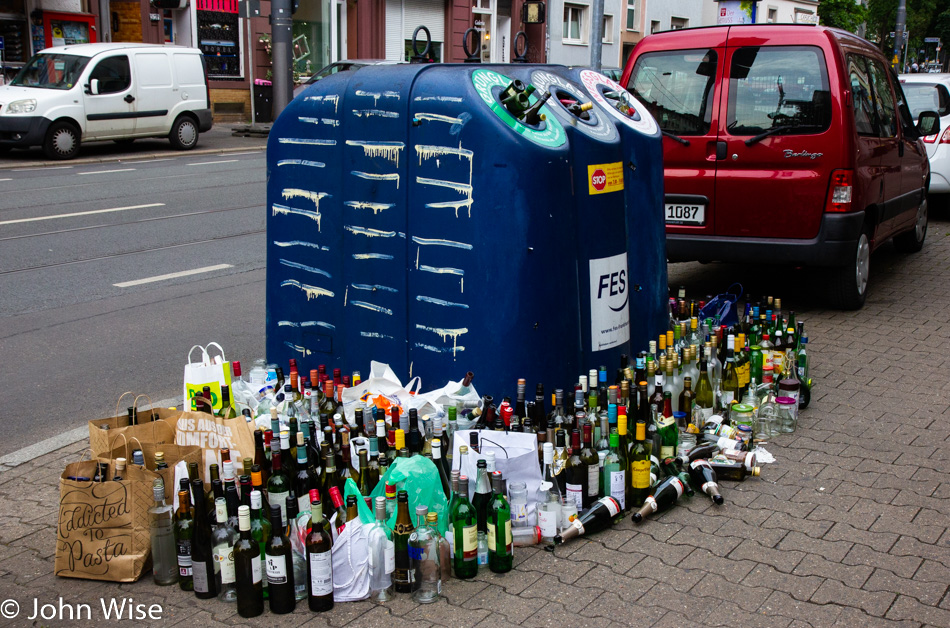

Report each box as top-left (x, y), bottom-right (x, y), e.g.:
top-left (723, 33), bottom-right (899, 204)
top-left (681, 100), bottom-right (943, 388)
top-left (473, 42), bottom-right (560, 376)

top-left (0, 151), bottom-right (268, 456)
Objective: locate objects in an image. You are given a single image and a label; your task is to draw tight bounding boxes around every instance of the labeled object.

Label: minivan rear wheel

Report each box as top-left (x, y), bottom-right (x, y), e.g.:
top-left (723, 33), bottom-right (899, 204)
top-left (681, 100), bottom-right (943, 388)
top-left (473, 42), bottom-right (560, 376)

top-left (169, 116), bottom-right (199, 150)
top-left (893, 198), bottom-right (927, 253)
top-left (828, 227), bottom-right (870, 310)
top-left (43, 121), bottom-right (81, 160)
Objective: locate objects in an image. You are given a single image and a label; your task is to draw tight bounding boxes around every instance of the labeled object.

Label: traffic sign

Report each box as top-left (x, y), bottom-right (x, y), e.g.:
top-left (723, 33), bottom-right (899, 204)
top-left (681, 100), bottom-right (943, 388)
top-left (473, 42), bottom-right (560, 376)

top-left (925, 37), bottom-right (941, 43)
top-left (591, 169), bottom-right (607, 191)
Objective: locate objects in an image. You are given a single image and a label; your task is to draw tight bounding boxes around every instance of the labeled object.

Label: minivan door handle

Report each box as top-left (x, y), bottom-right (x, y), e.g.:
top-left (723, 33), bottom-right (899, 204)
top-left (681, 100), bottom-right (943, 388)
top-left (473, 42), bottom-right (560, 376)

top-left (716, 140), bottom-right (727, 160)
top-left (124, 94), bottom-right (135, 103)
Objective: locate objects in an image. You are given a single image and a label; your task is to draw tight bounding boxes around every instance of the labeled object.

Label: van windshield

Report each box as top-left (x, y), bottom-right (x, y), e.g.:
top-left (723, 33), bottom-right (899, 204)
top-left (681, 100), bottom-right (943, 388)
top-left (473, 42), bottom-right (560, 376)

top-left (628, 49), bottom-right (718, 135)
top-left (10, 54), bottom-right (89, 90)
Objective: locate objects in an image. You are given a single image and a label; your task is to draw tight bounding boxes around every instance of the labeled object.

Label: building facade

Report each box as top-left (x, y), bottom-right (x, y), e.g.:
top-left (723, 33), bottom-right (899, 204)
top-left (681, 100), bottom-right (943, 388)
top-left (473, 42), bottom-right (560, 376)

top-left (545, 0), bottom-right (622, 67)
top-left (701, 0), bottom-right (820, 28)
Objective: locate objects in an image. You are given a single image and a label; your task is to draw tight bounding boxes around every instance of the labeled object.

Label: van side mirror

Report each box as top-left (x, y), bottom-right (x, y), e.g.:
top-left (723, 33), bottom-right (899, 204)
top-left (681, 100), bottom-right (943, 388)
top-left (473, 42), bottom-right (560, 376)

top-left (917, 110), bottom-right (939, 136)
top-left (86, 79), bottom-right (100, 95)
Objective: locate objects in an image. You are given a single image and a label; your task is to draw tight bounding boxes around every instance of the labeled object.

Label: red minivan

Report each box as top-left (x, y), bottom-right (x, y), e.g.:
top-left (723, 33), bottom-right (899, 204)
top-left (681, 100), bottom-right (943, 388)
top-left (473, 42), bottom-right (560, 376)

top-left (620, 25), bottom-right (938, 308)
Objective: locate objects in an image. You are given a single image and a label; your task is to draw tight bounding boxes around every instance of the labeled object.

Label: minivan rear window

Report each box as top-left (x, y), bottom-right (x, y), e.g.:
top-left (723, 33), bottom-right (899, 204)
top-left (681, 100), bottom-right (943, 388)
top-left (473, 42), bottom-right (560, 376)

top-left (726, 46), bottom-right (831, 137)
top-left (628, 49), bottom-right (718, 135)
top-left (902, 82), bottom-right (950, 117)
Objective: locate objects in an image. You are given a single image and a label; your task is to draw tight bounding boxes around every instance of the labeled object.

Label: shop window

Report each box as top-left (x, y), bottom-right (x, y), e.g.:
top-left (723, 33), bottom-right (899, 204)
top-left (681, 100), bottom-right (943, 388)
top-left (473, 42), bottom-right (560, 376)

top-left (197, 8), bottom-right (241, 78)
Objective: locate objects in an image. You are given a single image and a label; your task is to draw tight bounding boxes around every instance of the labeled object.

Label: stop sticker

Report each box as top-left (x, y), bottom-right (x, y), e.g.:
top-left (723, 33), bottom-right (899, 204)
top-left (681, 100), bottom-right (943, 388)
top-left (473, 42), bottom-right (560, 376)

top-left (591, 169), bottom-right (607, 191)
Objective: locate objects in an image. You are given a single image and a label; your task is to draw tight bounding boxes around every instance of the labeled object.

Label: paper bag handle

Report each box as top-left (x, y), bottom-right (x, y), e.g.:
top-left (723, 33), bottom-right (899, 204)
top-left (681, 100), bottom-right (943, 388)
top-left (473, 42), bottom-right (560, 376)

top-left (113, 391), bottom-right (136, 423)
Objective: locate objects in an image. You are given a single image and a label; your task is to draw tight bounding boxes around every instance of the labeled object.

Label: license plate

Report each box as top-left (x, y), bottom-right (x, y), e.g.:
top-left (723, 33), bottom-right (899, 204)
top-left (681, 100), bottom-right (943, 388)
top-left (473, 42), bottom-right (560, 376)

top-left (665, 203), bottom-right (705, 225)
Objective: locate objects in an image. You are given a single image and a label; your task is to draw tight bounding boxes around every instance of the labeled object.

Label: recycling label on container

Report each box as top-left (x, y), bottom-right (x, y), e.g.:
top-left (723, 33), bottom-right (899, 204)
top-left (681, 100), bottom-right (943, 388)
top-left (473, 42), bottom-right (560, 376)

top-left (589, 252), bottom-right (631, 352)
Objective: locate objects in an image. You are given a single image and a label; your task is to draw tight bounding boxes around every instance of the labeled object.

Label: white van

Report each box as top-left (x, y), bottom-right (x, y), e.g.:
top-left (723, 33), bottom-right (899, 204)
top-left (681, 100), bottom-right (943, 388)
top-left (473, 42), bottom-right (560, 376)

top-left (0, 43), bottom-right (213, 160)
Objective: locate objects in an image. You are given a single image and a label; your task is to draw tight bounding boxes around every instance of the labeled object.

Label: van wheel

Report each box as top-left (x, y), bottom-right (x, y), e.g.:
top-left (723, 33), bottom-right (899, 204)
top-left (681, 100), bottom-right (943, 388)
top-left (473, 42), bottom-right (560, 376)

top-left (43, 121), bottom-right (81, 160)
top-left (169, 116), bottom-right (199, 150)
top-left (893, 198), bottom-right (927, 253)
top-left (827, 227), bottom-right (870, 310)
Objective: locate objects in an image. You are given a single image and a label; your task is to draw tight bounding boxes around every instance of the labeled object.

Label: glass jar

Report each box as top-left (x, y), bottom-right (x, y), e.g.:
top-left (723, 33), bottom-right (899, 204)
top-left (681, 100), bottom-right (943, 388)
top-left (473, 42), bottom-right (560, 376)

top-left (677, 430), bottom-right (697, 456)
top-left (736, 425), bottom-right (753, 448)
top-left (755, 398), bottom-right (778, 442)
top-left (775, 396), bottom-right (798, 434)
top-left (730, 404), bottom-right (755, 430)
top-left (560, 500), bottom-right (578, 529)
top-left (508, 481), bottom-right (528, 528)
top-left (778, 379), bottom-right (800, 404)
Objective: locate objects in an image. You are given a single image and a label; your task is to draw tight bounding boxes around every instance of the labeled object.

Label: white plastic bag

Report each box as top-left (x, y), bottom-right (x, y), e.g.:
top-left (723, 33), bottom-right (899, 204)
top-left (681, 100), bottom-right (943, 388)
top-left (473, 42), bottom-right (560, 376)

top-left (183, 343), bottom-right (231, 412)
top-left (452, 430), bottom-right (543, 522)
top-left (331, 518), bottom-right (370, 602)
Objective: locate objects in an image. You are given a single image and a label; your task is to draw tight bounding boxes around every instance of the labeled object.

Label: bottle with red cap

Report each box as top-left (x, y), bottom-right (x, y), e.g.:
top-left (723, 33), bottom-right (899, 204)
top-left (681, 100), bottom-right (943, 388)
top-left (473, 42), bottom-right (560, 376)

top-left (327, 486), bottom-right (346, 533)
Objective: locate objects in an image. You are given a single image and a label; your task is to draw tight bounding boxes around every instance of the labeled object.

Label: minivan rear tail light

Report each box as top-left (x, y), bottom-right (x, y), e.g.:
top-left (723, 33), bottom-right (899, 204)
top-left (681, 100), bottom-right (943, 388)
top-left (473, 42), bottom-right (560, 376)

top-left (826, 169), bottom-right (853, 212)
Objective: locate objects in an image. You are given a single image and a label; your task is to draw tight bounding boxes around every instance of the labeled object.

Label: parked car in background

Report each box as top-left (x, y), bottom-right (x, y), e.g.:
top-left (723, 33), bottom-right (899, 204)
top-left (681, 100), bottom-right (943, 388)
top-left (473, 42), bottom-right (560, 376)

top-left (900, 73), bottom-right (950, 197)
top-left (293, 60), bottom-right (399, 99)
top-left (0, 43), bottom-right (212, 160)
top-left (622, 25), bottom-right (938, 309)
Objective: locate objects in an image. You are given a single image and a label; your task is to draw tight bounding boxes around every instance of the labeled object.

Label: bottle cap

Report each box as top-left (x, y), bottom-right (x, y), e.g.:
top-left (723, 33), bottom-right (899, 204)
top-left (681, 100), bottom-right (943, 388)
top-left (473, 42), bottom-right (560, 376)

top-left (238, 505), bottom-right (251, 530)
top-left (394, 429), bottom-right (406, 450)
top-left (491, 471), bottom-right (506, 495)
top-left (132, 450), bottom-right (145, 466)
top-left (347, 495), bottom-right (357, 506)
top-left (415, 505), bottom-right (428, 518)
top-left (385, 484), bottom-right (396, 497)
top-left (397, 490), bottom-right (409, 502)
top-left (543, 441), bottom-right (554, 464)
top-left (115, 457), bottom-right (126, 471)
top-left (485, 451), bottom-right (495, 468)
top-left (215, 497), bottom-right (227, 521)
top-left (152, 478), bottom-right (164, 502)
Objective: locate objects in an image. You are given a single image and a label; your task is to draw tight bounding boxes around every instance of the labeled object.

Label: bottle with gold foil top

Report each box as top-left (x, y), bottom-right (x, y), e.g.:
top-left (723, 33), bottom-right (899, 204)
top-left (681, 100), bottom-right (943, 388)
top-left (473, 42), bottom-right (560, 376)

top-left (393, 491), bottom-right (415, 593)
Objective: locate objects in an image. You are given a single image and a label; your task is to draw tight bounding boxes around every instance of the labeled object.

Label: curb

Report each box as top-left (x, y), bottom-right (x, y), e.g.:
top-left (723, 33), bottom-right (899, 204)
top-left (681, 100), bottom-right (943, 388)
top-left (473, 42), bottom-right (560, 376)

top-left (0, 145), bottom-right (266, 171)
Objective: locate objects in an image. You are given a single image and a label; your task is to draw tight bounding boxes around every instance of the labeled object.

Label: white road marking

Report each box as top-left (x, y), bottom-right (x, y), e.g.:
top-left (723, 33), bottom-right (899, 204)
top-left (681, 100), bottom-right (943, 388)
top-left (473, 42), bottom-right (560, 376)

top-left (188, 159), bottom-right (239, 166)
top-left (227, 152), bottom-right (262, 156)
top-left (11, 165), bottom-right (73, 172)
top-left (114, 263), bottom-right (233, 288)
top-left (124, 158), bottom-right (174, 164)
top-left (0, 178), bottom-right (11, 182)
top-left (77, 168), bottom-right (136, 175)
top-left (0, 202), bottom-right (165, 226)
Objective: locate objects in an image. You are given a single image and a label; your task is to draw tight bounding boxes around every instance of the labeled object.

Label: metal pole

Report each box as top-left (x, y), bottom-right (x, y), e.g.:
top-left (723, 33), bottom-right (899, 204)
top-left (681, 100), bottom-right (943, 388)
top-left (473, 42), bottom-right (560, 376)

top-left (271, 0), bottom-right (293, 118)
top-left (894, 0), bottom-right (906, 70)
top-left (99, 0), bottom-right (112, 41)
top-left (590, 0), bottom-right (604, 72)
top-left (247, 15), bottom-right (256, 124)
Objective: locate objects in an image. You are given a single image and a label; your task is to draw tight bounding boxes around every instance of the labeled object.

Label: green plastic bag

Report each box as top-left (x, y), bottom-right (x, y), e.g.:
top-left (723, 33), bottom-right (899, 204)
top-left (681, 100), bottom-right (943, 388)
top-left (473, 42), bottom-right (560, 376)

top-left (369, 456), bottom-right (449, 535)
top-left (342, 478), bottom-right (375, 525)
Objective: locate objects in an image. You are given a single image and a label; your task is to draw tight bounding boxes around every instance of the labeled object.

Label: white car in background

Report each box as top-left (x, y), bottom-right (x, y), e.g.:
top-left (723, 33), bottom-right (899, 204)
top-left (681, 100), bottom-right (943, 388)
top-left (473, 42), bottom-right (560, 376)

top-left (901, 73), bottom-right (950, 194)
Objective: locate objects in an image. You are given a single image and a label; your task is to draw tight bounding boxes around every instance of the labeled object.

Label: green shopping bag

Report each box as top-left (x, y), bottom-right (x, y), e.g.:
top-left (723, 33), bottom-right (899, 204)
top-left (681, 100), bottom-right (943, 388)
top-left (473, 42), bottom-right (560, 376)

top-left (370, 456), bottom-right (449, 535)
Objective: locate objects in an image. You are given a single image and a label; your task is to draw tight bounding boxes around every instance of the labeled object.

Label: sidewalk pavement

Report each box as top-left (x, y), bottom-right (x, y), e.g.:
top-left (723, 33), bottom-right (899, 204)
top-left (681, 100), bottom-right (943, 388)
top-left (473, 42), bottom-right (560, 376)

top-left (0, 211), bottom-right (948, 627)
top-left (0, 124), bottom-right (268, 169)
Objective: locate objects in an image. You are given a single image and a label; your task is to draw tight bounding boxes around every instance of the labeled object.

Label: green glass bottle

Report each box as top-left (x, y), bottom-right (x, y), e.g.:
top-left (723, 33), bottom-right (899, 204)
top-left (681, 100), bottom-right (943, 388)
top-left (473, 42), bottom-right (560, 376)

top-left (601, 432), bottom-right (626, 514)
top-left (264, 504), bottom-right (296, 614)
top-left (266, 450), bottom-right (291, 528)
top-left (630, 420), bottom-right (651, 508)
top-left (487, 472), bottom-right (512, 573)
top-left (249, 489), bottom-right (271, 600)
top-left (694, 354), bottom-right (714, 424)
top-left (657, 412), bottom-right (679, 461)
top-left (450, 476), bottom-right (478, 579)
top-left (393, 490), bottom-right (415, 593)
top-left (233, 505), bottom-right (264, 618)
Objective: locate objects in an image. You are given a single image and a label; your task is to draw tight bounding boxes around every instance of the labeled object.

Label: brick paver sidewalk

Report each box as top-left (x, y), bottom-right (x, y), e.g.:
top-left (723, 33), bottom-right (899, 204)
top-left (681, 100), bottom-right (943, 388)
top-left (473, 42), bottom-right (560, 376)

top-left (0, 210), bottom-right (948, 627)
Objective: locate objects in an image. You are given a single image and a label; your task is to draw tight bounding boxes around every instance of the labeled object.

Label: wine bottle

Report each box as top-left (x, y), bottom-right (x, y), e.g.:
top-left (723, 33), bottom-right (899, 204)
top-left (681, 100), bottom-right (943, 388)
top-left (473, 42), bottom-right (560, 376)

top-left (472, 459), bottom-right (492, 533)
top-left (393, 490), bottom-right (415, 593)
top-left (688, 459), bottom-right (724, 505)
top-left (306, 498), bottom-right (334, 612)
top-left (234, 505), bottom-right (264, 617)
top-left (709, 459), bottom-right (761, 480)
top-left (579, 423), bottom-right (600, 508)
top-left (537, 442), bottom-right (562, 544)
top-left (190, 479), bottom-right (218, 599)
top-left (432, 438), bottom-right (451, 499)
top-left (450, 476), bottom-right (478, 579)
top-left (174, 490), bottom-right (194, 591)
top-left (265, 504), bottom-right (296, 614)
top-left (629, 420), bottom-right (651, 508)
top-left (632, 476), bottom-right (686, 524)
top-left (487, 472), bottom-right (512, 573)
top-left (553, 496), bottom-right (622, 544)
top-left (368, 496), bottom-right (395, 601)
top-left (149, 479), bottom-right (178, 586)
top-left (212, 497), bottom-right (238, 602)
top-left (564, 429), bottom-right (587, 510)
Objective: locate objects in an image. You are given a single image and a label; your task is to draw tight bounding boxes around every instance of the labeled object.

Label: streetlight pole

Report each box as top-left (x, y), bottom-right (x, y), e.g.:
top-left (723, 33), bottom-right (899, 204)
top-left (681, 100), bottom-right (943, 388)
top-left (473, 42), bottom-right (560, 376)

top-left (894, 0), bottom-right (906, 70)
top-left (271, 0), bottom-right (294, 118)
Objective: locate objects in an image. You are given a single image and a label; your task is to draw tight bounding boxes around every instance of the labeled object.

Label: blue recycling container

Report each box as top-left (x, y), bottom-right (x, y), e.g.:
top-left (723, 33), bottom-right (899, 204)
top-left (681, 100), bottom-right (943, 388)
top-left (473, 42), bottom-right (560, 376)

top-left (265, 64), bottom-right (667, 396)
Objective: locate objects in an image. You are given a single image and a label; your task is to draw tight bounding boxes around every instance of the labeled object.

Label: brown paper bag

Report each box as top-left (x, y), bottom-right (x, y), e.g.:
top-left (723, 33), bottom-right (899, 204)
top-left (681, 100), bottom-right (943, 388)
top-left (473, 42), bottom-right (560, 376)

top-left (173, 410), bottom-right (256, 489)
top-left (104, 435), bottom-right (203, 501)
top-left (54, 455), bottom-right (156, 582)
top-left (88, 393), bottom-right (182, 457)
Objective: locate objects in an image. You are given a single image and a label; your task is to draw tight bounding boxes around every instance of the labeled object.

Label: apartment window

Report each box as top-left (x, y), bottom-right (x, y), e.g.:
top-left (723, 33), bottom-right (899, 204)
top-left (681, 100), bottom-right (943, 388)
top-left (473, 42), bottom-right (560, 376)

top-left (563, 4), bottom-right (588, 44)
top-left (767, 8), bottom-right (777, 23)
top-left (603, 14), bottom-right (614, 43)
top-left (651, 20), bottom-right (659, 34)
top-left (670, 17), bottom-right (688, 30)
top-left (626, 0), bottom-right (636, 31)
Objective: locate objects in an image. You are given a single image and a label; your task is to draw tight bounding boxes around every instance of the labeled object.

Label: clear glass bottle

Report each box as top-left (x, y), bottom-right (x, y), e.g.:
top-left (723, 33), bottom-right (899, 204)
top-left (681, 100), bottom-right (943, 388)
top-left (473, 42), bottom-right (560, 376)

top-left (476, 531), bottom-right (489, 566)
top-left (211, 497), bottom-right (238, 601)
top-left (536, 442), bottom-right (562, 544)
top-left (367, 496), bottom-right (395, 601)
top-left (410, 512), bottom-right (442, 603)
top-left (149, 479), bottom-right (178, 586)
top-left (508, 481), bottom-right (528, 528)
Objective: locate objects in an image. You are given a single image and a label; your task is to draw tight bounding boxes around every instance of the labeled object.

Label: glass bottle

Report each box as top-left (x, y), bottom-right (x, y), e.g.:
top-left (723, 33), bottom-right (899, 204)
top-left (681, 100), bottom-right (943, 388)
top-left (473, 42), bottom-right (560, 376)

top-left (234, 505), bottom-right (264, 618)
top-left (450, 476), bottom-right (478, 579)
top-left (367, 496), bottom-right (395, 601)
top-left (553, 496), bottom-right (622, 545)
top-left (632, 475), bottom-right (686, 524)
top-left (286, 496), bottom-right (309, 602)
top-left (487, 472), bottom-right (512, 574)
top-left (630, 420), bottom-right (651, 508)
top-left (267, 449), bottom-right (291, 528)
top-left (410, 507), bottom-right (440, 602)
top-left (688, 459), bottom-right (724, 505)
top-left (601, 432), bottom-right (626, 514)
top-left (472, 459), bottom-right (492, 533)
top-left (212, 497), bottom-right (238, 602)
top-left (174, 489), bottom-right (194, 591)
top-left (305, 498), bottom-right (334, 612)
top-left (190, 478), bottom-right (217, 599)
top-left (579, 423), bottom-right (600, 507)
top-left (564, 429), bottom-right (586, 511)
top-left (537, 442), bottom-right (563, 544)
top-left (249, 489), bottom-right (271, 600)
top-left (295, 435), bottom-right (316, 516)
top-left (476, 531), bottom-right (488, 566)
top-left (149, 479), bottom-right (178, 586)
top-left (721, 337), bottom-right (740, 406)
top-left (265, 504), bottom-right (296, 614)
top-left (393, 490), bottom-right (415, 593)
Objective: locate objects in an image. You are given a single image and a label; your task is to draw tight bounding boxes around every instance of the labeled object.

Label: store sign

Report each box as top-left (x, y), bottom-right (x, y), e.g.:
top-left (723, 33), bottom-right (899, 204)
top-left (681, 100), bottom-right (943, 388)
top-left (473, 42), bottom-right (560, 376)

top-left (717, 1), bottom-right (752, 25)
top-left (589, 253), bottom-right (630, 352)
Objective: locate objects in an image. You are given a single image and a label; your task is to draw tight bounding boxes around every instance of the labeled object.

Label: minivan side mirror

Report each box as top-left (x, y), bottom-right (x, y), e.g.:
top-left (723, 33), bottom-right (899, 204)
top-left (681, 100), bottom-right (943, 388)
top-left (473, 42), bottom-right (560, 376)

top-left (86, 79), bottom-right (100, 96)
top-left (917, 110), bottom-right (939, 136)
